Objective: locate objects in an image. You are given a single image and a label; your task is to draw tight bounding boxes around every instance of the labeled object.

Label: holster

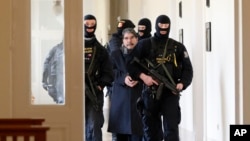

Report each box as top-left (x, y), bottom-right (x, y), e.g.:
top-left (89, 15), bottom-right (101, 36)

top-left (156, 83), bottom-right (164, 100)
top-left (141, 86), bottom-right (160, 116)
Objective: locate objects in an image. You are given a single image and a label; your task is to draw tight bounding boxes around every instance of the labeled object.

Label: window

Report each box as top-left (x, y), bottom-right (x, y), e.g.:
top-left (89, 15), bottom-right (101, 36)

top-left (31, 0), bottom-right (65, 105)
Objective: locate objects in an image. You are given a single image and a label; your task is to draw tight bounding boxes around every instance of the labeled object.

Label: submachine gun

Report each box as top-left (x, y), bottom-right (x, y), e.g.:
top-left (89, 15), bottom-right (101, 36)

top-left (132, 57), bottom-right (180, 99)
top-left (85, 47), bottom-right (100, 111)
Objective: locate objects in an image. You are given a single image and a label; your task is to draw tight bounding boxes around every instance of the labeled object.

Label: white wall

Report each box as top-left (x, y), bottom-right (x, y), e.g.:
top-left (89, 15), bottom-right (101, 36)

top-left (176, 0), bottom-right (197, 140)
top-left (188, 0), bottom-right (205, 141)
top-left (204, 0), bottom-right (235, 141)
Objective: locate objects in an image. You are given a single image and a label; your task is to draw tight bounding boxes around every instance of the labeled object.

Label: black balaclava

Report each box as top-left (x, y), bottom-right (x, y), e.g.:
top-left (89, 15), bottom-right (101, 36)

top-left (84, 14), bottom-right (97, 38)
top-left (117, 19), bottom-right (135, 36)
top-left (138, 18), bottom-right (152, 39)
top-left (155, 15), bottom-right (171, 39)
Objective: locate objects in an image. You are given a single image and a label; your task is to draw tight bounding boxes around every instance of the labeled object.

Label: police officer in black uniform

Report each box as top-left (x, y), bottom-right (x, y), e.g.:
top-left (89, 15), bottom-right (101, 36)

top-left (137, 17), bottom-right (164, 140)
top-left (84, 14), bottom-right (114, 141)
top-left (130, 15), bottom-right (193, 141)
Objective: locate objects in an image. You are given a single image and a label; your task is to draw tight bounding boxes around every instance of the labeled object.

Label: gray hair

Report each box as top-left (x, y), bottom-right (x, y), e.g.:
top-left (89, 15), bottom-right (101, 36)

top-left (122, 28), bottom-right (138, 38)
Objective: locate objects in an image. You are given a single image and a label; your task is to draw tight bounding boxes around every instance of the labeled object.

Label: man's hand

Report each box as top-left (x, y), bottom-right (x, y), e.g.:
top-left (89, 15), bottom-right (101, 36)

top-left (97, 85), bottom-right (102, 91)
top-left (139, 73), bottom-right (158, 86)
top-left (172, 83), bottom-right (183, 95)
top-left (125, 76), bottom-right (138, 87)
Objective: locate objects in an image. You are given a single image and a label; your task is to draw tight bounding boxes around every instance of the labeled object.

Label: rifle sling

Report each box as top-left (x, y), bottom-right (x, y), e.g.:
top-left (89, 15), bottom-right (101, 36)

top-left (85, 46), bottom-right (99, 108)
top-left (87, 46), bottom-right (97, 75)
top-left (149, 38), bottom-right (176, 86)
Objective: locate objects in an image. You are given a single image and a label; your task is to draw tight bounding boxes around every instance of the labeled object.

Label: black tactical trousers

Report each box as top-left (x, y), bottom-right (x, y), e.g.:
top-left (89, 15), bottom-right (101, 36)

top-left (85, 91), bottom-right (104, 141)
top-left (141, 86), bottom-right (181, 141)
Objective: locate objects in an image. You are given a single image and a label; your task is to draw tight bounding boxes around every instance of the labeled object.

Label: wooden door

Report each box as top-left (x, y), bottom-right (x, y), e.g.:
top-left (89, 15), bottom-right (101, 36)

top-left (10, 0), bottom-right (84, 140)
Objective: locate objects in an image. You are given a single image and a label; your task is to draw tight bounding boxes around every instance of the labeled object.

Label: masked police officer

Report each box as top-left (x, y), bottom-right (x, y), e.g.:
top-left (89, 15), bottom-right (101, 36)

top-left (137, 18), bottom-right (152, 40)
top-left (137, 17), bottom-right (164, 140)
top-left (84, 14), bottom-right (114, 141)
top-left (130, 15), bottom-right (193, 141)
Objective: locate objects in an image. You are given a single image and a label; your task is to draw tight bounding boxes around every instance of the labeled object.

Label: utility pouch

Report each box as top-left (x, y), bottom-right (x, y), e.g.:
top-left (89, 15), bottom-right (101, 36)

top-left (142, 86), bottom-right (159, 115)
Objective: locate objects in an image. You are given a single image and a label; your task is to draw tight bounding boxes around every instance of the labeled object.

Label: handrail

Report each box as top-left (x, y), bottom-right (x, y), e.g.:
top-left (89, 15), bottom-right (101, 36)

top-left (0, 118), bottom-right (44, 126)
top-left (0, 118), bottom-right (50, 141)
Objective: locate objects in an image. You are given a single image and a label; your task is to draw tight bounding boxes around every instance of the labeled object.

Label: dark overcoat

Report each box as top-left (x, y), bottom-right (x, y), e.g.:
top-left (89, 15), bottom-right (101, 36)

top-left (107, 48), bottom-right (143, 135)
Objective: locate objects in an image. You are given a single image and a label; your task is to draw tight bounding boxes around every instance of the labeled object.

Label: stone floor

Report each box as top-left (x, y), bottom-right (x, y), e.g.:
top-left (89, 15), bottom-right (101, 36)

top-left (102, 95), bottom-right (112, 141)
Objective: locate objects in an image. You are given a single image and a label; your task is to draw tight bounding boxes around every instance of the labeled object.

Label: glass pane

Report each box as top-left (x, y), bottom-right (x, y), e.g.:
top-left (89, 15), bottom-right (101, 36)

top-left (31, 0), bottom-right (65, 105)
